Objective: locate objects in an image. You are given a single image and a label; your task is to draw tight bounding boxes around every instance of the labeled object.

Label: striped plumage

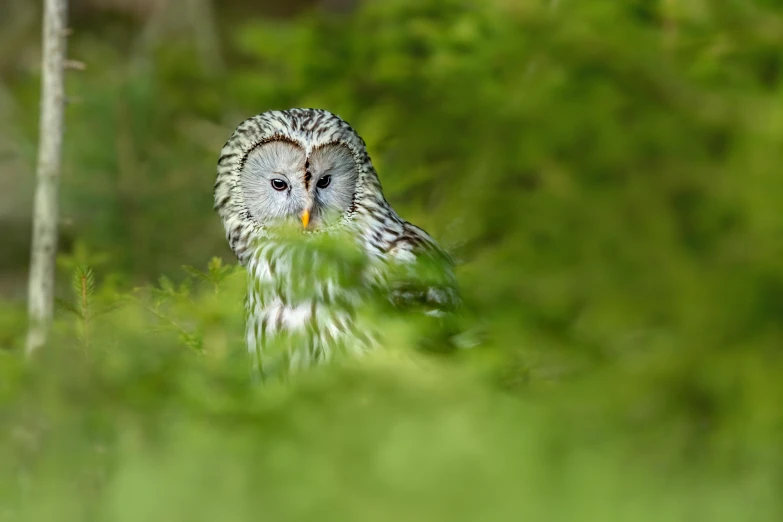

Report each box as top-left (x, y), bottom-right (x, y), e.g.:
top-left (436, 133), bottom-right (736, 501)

top-left (214, 108), bottom-right (458, 376)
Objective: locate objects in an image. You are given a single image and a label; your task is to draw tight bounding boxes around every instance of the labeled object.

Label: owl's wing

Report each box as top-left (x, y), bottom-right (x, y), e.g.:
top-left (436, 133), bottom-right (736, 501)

top-left (382, 222), bottom-right (461, 317)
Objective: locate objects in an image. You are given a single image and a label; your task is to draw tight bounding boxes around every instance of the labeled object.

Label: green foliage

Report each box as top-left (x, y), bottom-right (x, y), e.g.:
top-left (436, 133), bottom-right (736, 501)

top-left (181, 256), bottom-right (236, 294)
top-left (133, 258), bottom-right (246, 354)
top-left (3, 0), bottom-right (783, 519)
top-left (55, 265), bottom-right (98, 349)
top-left (0, 302), bottom-right (26, 351)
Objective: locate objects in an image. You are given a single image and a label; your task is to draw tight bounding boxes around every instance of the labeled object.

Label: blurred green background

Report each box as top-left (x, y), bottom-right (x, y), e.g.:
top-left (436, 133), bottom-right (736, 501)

top-left (2, 0), bottom-right (783, 520)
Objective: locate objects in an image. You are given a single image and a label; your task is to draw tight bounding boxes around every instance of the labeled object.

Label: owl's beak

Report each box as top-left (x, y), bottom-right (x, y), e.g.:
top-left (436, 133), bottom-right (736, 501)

top-left (301, 209), bottom-right (310, 229)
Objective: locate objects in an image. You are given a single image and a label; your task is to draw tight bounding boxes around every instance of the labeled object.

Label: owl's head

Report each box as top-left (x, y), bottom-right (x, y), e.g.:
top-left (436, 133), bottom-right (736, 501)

top-left (240, 138), bottom-right (357, 230)
top-left (215, 109), bottom-right (385, 261)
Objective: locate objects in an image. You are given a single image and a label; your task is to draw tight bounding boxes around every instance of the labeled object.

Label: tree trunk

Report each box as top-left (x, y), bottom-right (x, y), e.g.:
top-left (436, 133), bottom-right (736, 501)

top-left (26, 0), bottom-right (69, 356)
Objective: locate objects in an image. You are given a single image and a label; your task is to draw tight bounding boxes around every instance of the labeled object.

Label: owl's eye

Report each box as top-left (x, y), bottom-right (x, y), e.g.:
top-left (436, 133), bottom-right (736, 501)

top-left (270, 179), bottom-right (288, 191)
top-left (316, 175), bottom-right (331, 189)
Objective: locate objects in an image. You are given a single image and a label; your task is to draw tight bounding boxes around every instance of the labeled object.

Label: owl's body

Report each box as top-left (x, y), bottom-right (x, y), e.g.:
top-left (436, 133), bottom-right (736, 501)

top-left (215, 109), bottom-right (458, 375)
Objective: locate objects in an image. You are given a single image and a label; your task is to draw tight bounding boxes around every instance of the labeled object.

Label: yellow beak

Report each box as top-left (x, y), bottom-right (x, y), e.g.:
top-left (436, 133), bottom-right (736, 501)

top-left (301, 209), bottom-right (310, 228)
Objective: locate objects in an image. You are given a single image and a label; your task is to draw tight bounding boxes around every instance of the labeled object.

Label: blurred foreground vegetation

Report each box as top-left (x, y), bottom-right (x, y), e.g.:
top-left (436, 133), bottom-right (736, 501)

top-left (2, 0), bottom-right (783, 520)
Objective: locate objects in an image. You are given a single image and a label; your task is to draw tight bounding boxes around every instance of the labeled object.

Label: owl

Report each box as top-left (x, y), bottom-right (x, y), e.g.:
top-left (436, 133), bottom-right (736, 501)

top-left (214, 108), bottom-right (459, 377)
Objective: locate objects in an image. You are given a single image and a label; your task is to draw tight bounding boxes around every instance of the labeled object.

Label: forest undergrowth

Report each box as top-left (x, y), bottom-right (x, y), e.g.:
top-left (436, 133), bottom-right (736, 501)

top-left (2, 0), bottom-right (783, 520)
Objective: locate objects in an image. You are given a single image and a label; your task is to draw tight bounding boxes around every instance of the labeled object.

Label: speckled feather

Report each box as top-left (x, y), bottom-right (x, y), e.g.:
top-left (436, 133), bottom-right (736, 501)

top-left (214, 108), bottom-right (459, 375)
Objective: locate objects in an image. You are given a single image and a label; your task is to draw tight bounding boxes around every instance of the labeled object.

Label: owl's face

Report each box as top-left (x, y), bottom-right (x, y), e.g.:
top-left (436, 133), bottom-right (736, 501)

top-left (240, 139), bottom-right (358, 231)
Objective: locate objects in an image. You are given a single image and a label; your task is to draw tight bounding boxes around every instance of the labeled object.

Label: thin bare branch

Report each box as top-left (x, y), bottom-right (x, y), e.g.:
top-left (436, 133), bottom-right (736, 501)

top-left (64, 59), bottom-right (86, 70)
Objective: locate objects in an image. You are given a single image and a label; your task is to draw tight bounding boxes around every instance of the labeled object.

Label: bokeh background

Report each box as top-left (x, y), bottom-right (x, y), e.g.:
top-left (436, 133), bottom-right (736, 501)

top-left (2, 0), bottom-right (783, 520)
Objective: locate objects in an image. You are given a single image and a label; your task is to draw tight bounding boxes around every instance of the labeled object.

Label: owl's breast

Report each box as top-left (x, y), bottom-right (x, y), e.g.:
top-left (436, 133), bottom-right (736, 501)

top-left (244, 239), bottom-right (375, 373)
